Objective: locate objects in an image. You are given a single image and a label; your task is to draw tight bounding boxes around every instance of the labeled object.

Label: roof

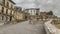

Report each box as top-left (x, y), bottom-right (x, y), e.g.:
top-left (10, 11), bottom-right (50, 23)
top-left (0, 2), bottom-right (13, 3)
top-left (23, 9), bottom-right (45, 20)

top-left (25, 8), bottom-right (40, 10)
top-left (15, 6), bottom-right (22, 11)
top-left (40, 12), bottom-right (47, 13)
top-left (9, 0), bottom-right (16, 4)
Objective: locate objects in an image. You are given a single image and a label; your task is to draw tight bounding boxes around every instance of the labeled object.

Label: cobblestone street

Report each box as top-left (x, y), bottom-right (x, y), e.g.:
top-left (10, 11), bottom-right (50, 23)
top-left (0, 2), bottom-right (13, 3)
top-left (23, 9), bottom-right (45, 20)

top-left (0, 21), bottom-right (46, 34)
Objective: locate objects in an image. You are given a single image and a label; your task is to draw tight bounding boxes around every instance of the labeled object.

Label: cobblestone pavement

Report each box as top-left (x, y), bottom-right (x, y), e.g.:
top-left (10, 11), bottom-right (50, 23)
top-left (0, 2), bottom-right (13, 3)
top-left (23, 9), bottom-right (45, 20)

top-left (0, 21), bottom-right (46, 34)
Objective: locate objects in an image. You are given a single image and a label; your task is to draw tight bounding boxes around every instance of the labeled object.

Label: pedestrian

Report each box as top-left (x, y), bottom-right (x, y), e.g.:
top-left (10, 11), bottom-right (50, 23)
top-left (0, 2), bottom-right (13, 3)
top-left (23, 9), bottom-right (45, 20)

top-left (29, 16), bottom-right (32, 24)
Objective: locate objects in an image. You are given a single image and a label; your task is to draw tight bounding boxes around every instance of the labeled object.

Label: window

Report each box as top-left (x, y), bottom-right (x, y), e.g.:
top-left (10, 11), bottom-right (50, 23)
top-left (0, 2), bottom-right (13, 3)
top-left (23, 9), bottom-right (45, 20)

top-left (2, 16), bottom-right (4, 20)
top-left (2, 0), bottom-right (5, 5)
top-left (2, 7), bottom-right (4, 13)
top-left (11, 5), bottom-right (13, 9)
top-left (10, 16), bottom-right (12, 21)
top-left (10, 11), bottom-right (12, 15)
top-left (6, 9), bottom-right (8, 14)
top-left (7, 2), bottom-right (9, 7)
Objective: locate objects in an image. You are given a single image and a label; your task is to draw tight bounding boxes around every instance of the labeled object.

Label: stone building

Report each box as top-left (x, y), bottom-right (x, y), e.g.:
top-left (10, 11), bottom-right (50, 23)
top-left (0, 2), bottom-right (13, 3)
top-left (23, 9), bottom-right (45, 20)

top-left (40, 11), bottom-right (57, 20)
top-left (24, 8), bottom-right (40, 20)
top-left (40, 12), bottom-right (47, 19)
top-left (0, 0), bottom-right (15, 24)
top-left (14, 6), bottom-right (26, 21)
top-left (24, 8), bottom-right (40, 15)
top-left (24, 12), bottom-right (30, 20)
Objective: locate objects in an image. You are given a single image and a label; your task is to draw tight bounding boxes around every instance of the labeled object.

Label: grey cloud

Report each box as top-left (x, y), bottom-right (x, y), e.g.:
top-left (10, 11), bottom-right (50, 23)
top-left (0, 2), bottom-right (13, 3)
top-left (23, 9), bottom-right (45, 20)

top-left (13, 0), bottom-right (60, 17)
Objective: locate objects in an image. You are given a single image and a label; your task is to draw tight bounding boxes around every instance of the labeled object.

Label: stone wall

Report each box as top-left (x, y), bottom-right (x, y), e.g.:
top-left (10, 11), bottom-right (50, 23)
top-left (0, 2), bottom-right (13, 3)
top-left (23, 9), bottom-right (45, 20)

top-left (44, 20), bottom-right (60, 34)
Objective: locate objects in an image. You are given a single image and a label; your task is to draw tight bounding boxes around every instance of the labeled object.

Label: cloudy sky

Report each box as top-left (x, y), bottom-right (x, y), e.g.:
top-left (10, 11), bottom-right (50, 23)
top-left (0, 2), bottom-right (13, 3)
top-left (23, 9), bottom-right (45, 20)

top-left (13, 0), bottom-right (60, 17)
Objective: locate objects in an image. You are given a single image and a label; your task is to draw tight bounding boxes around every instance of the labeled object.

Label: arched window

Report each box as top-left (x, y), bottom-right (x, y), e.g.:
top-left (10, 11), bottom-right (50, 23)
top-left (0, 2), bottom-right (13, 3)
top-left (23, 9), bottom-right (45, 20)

top-left (7, 2), bottom-right (9, 7)
top-left (6, 9), bottom-right (8, 14)
top-left (2, 7), bottom-right (4, 13)
top-left (2, 0), bottom-right (5, 5)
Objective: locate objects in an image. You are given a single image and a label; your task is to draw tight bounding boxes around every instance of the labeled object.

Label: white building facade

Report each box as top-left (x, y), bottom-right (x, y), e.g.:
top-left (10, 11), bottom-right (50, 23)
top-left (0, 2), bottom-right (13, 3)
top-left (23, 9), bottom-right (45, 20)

top-left (25, 8), bottom-right (40, 15)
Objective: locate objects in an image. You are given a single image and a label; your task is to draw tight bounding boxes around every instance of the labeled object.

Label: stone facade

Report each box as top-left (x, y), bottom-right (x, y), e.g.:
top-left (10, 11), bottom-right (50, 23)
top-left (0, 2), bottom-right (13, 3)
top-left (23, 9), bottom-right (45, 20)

top-left (14, 6), bottom-right (27, 21)
top-left (0, 0), bottom-right (15, 24)
top-left (14, 11), bottom-right (25, 21)
top-left (40, 11), bottom-right (57, 21)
